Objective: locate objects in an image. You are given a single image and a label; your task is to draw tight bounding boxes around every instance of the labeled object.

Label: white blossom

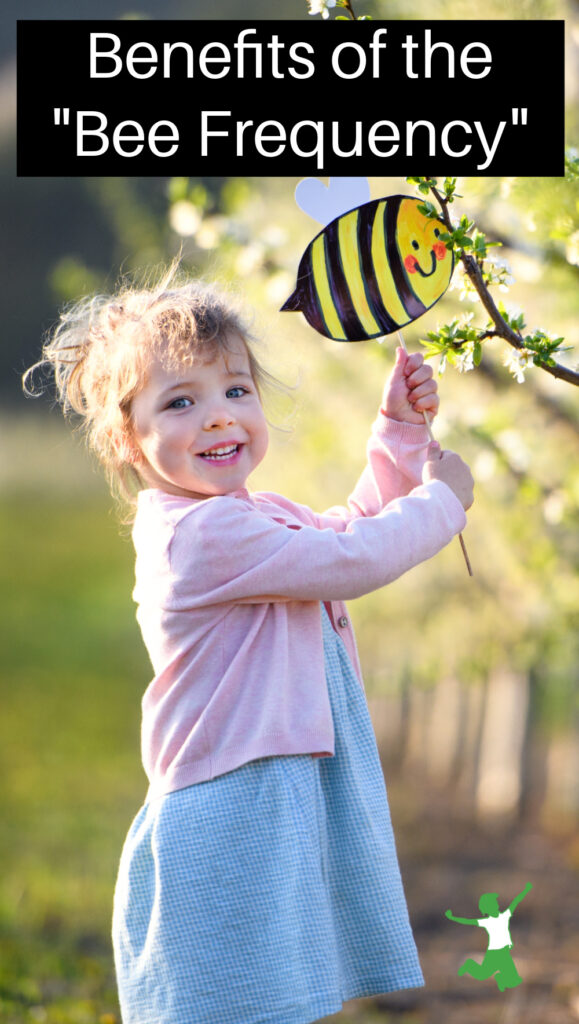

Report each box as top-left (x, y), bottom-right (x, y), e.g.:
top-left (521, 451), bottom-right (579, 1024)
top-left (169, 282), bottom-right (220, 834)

top-left (448, 265), bottom-right (479, 302)
top-left (499, 277), bottom-right (515, 293)
top-left (504, 348), bottom-right (533, 383)
top-left (485, 253), bottom-right (514, 291)
top-left (456, 343), bottom-right (475, 373)
top-left (308, 0), bottom-right (336, 17)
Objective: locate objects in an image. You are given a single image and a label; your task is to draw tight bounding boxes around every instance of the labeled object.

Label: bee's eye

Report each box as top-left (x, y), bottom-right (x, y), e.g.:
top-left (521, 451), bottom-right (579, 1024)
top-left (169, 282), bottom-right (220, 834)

top-left (434, 228), bottom-right (441, 238)
top-left (412, 239), bottom-right (419, 251)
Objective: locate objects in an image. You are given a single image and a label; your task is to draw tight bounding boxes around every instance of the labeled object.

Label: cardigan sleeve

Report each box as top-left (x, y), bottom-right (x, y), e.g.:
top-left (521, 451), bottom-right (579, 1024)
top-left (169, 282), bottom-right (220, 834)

top-left (255, 414), bottom-right (434, 534)
top-left (301, 414), bottom-right (434, 531)
top-left (351, 413), bottom-right (434, 509)
top-left (165, 479), bottom-right (466, 608)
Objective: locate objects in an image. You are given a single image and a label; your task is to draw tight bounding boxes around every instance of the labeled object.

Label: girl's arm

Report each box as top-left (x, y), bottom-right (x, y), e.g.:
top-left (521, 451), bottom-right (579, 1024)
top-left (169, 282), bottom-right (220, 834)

top-left (262, 417), bottom-right (434, 536)
top-left (165, 468), bottom-right (468, 608)
top-left (312, 349), bottom-right (441, 527)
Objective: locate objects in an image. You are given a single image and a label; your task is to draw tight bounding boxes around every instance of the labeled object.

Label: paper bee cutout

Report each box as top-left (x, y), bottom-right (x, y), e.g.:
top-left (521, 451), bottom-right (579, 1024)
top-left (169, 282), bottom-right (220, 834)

top-left (281, 183), bottom-right (454, 342)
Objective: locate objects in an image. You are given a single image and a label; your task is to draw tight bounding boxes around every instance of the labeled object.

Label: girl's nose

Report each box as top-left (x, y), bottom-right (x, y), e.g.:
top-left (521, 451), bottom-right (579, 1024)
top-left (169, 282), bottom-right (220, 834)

top-left (203, 404), bottom-right (235, 430)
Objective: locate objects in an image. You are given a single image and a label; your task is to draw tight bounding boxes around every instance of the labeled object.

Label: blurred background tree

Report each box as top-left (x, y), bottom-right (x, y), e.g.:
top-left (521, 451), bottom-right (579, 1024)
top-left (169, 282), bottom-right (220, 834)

top-left (1, 0), bottom-right (579, 1022)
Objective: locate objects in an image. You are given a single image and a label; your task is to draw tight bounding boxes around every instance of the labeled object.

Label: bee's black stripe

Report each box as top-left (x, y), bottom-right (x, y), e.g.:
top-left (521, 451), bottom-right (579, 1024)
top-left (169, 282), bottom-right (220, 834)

top-left (358, 201), bottom-right (400, 336)
top-left (385, 197), bottom-right (426, 322)
top-left (325, 219), bottom-right (366, 341)
top-left (299, 251), bottom-right (331, 338)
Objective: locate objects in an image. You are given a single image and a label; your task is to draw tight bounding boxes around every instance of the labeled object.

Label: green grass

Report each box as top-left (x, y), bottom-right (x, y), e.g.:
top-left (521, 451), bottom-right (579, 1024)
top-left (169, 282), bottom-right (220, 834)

top-left (0, 492), bottom-right (148, 1023)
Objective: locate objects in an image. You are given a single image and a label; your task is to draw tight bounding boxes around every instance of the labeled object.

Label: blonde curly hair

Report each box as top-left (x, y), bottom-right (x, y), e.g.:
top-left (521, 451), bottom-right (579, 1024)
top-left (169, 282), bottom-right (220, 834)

top-left (24, 262), bottom-right (279, 504)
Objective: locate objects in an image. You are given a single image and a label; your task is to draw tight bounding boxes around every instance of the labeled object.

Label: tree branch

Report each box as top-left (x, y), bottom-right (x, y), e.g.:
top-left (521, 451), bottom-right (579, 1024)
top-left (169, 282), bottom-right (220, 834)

top-left (476, 358), bottom-right (579, 437)
top-left (429, 184), bottom-right (579, 389)
top-left (339, 0), bottom-right (358, 18)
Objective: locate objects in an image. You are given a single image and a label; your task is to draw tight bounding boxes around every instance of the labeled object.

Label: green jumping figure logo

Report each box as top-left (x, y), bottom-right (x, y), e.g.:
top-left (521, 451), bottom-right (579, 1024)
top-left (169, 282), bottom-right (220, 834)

top-left (445, 883), bottom-right (532, 992)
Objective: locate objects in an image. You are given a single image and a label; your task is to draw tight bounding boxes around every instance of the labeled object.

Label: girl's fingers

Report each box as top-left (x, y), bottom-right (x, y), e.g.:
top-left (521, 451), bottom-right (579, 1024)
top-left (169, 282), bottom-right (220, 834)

top-left (409, 381), bottom-right (439, 414)
top-left (406, 367), bottom-right (435, 393)
top-left (413, 395), bottom-right (439, 415)
top-left (402, 354), bottom-right (424, 377)
top-left (395, 345), bottom-right (408, 367)
top-left (407, 377), bottom-right (438, 403)
top-left (388, 350), bottom-right (439, 418)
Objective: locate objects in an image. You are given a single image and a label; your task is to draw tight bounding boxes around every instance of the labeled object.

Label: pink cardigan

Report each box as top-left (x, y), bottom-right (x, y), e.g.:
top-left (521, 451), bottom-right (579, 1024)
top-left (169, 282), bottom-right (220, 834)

top-left (132, 414), bottom-right (467, 798)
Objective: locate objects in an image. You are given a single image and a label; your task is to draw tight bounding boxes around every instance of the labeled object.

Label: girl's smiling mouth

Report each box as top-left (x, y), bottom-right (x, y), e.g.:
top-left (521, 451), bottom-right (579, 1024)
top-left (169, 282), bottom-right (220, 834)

top-left (198, 443), bottom-right (242, 464)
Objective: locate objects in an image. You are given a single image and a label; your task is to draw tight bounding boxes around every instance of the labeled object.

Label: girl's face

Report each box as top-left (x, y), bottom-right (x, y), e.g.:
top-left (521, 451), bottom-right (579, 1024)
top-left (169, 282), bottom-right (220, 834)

top-left (129, 334), bottom-right (269, 500)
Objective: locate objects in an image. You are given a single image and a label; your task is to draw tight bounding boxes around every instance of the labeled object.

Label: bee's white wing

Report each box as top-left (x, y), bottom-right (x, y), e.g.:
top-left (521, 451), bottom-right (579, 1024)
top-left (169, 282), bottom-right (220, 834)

top-left (294, 177), bottom-right (370, 226)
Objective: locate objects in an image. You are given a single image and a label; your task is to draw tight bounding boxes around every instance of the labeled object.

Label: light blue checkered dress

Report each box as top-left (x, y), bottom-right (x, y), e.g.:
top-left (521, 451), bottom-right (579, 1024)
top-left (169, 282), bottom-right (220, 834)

top-left (112, 608), bottom-right (423, 1024)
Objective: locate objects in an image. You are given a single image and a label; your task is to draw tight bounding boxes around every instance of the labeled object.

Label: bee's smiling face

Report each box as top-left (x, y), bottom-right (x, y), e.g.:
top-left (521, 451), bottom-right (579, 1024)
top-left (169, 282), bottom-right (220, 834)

top-left (397, 199), bottom-right (453, 305)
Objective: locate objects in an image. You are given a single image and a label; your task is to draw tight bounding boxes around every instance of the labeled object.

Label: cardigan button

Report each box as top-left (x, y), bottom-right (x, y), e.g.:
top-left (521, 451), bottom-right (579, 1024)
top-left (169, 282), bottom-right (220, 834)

top-left (338, 616), bottom-right (349, 628)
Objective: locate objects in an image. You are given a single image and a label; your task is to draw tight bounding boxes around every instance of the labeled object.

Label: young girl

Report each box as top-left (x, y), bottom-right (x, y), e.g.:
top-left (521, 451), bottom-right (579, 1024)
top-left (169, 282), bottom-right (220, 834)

top-left (27, 267), bottom-right (473, 1024)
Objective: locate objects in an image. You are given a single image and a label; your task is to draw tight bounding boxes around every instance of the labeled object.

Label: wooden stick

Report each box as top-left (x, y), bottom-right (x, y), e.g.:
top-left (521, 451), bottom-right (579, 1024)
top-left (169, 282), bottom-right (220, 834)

top-left (396, 331), bottom-right (473, 577)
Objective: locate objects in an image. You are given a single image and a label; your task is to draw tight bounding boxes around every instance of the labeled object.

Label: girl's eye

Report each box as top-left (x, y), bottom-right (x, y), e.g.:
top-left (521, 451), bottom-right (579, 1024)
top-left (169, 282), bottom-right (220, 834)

top-left (169, 397), bottom-right (193, 409)
top-left (227, 386), bottom-right (249, 399)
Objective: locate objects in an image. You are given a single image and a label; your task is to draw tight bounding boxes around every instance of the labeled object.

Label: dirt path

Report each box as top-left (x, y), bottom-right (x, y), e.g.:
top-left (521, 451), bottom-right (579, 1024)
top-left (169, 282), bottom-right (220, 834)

top-left (350, 786), bottom-right (579, 1024)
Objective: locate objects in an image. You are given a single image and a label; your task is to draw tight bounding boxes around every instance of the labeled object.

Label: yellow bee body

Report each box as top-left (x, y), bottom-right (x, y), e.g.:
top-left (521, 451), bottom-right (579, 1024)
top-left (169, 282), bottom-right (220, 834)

top-left (281, 195), bottom-right (453, 342)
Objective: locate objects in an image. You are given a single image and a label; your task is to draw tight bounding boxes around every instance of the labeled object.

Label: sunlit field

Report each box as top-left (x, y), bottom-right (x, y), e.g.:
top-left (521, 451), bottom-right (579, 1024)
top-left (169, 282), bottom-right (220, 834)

top-left (0, 427), bottom-right (146, 1021)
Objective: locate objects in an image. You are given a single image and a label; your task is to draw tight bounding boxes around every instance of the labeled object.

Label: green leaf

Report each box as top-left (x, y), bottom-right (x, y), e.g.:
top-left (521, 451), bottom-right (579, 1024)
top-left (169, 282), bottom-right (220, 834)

top-left (443, 178), bottom-right (459, 201)
top-left (417, 201), bottom-right (438, 219)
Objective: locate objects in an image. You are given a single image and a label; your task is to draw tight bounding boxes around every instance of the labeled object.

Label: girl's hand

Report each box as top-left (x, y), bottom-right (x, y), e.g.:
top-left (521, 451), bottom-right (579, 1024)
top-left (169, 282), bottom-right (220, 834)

top-left (423, 444), bottom-right (474, 511)
top-left (382, 347), bottom-right (439, 425)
